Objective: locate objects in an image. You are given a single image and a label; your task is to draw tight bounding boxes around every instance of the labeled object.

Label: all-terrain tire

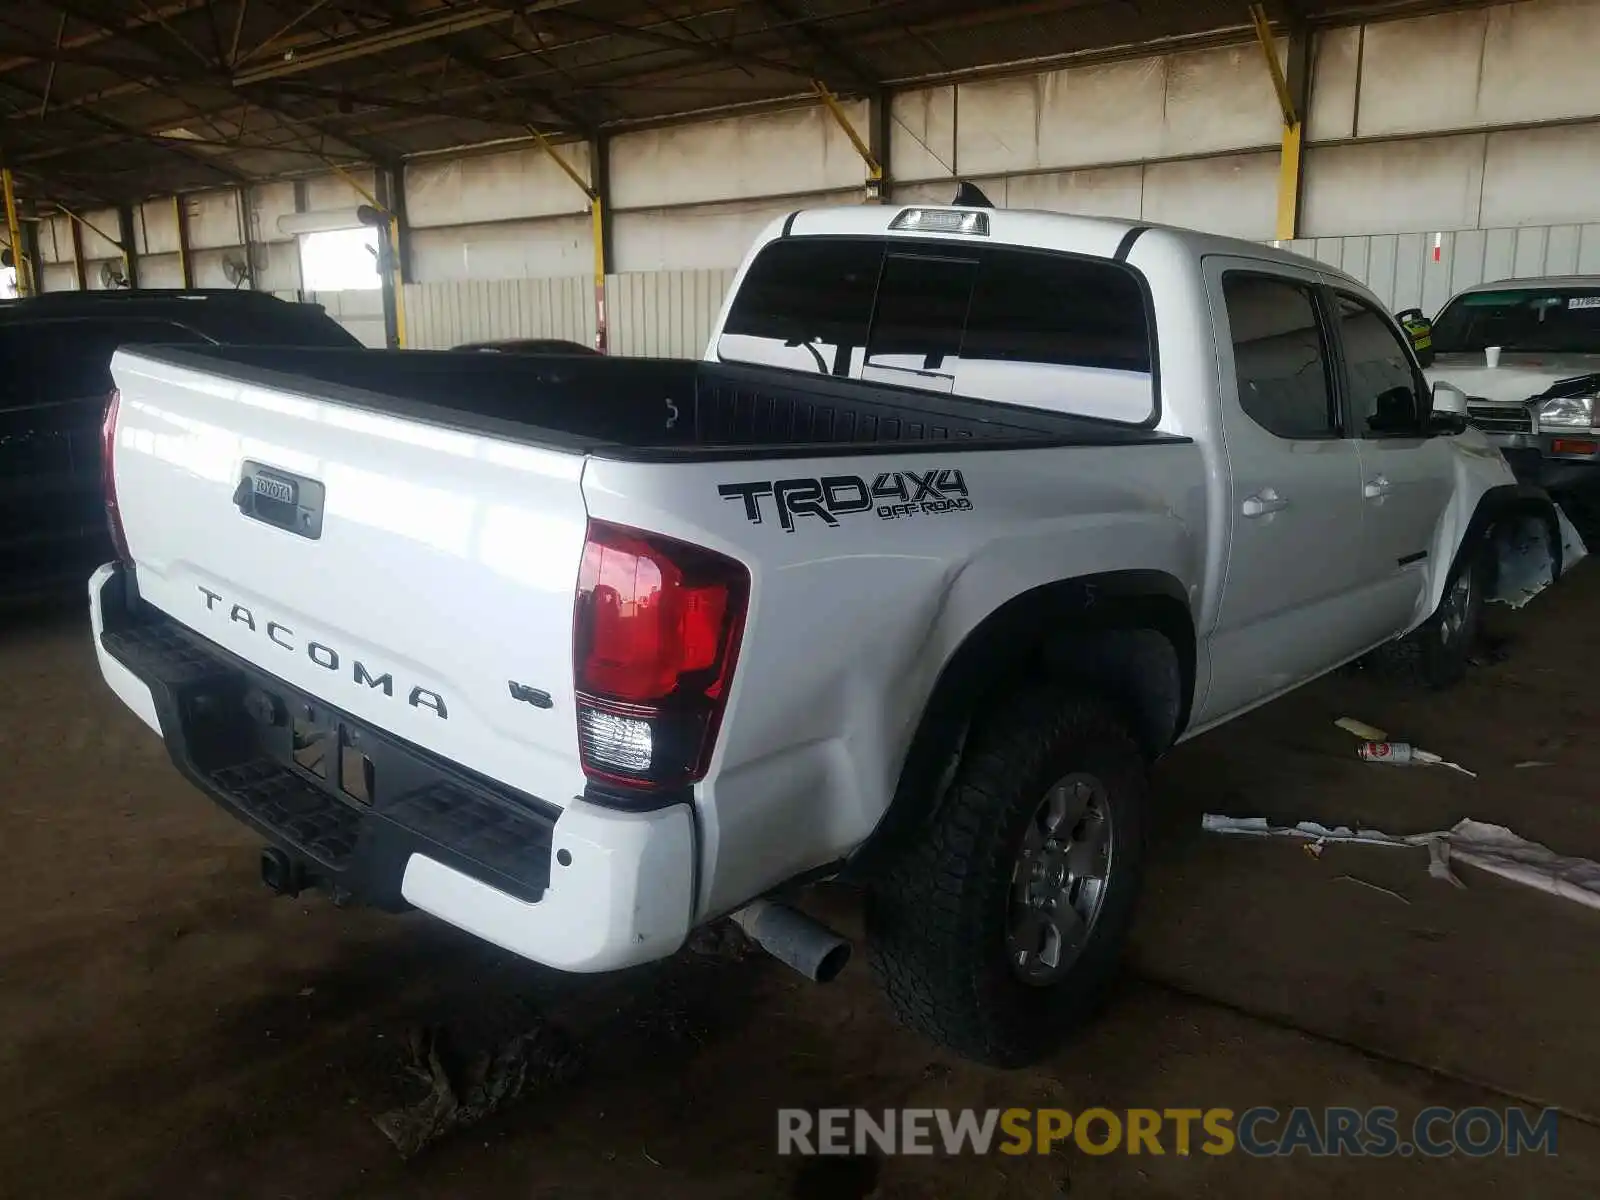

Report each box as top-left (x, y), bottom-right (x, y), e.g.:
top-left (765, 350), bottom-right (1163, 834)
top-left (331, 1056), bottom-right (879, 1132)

top-left (864, 687), bottom-right (1149, 1068)
top-left (1361, 532), bottom-right (1492, 689)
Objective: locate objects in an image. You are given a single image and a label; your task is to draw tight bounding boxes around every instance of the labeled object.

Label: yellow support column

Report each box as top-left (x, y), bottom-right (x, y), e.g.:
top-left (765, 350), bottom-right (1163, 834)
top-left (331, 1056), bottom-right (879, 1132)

top-left (1250, 4), bottom-right (1308, 243)
top-left (590, 195), bottom-right (607, 354)
top-left (1276, 120), bottom-right (1303, 243)
top-left (531, 128), bottom-right (608, 352)
top-left (3, 168), bottom-right (30, 296)
top-left (387, 215), bottom-right (407, 348)
top-left (814, 81), bottom-right (884, 202)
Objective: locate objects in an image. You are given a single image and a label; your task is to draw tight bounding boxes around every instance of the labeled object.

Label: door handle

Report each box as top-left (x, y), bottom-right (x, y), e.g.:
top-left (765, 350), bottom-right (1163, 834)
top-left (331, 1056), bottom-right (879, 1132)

top-left (1241, 488), bottom-right (1289, 518)
top-left (1364, 475), bottom-right (1393, 499)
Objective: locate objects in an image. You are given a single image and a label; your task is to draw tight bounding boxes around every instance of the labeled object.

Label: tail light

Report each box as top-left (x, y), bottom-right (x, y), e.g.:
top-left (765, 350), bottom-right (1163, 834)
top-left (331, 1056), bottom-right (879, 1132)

top-left (102, 388), bottom-right (131, 565)
top-left (573, 520), bottom-right (749, 793)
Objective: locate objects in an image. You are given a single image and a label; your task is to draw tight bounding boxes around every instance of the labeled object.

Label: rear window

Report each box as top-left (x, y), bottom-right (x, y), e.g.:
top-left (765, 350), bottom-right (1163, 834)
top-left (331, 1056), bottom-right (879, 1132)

top-left (717, 237), bottom-right (1156, 425)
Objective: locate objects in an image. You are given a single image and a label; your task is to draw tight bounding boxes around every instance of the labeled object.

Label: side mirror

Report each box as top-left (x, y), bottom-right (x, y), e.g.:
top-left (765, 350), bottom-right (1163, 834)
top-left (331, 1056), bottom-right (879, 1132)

top-left (1397, 307), bottom-right (1435, 367)
top-left (1431, 380), bottom-right (1469, 417)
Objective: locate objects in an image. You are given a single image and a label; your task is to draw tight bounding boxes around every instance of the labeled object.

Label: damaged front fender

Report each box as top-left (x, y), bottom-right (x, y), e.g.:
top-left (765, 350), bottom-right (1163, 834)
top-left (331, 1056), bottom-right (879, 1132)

top-left (1491, 502), bottom-right (1588, 610)
top-left (1428, 428), bottom-right (1587, 614)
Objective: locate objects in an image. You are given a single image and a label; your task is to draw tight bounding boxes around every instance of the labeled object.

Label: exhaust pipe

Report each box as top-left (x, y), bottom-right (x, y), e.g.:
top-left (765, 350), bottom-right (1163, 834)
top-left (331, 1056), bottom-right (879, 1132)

top-left (259, 846), bottom-right (305, 897)
top-left (731, 900), bottom-right (851, 983)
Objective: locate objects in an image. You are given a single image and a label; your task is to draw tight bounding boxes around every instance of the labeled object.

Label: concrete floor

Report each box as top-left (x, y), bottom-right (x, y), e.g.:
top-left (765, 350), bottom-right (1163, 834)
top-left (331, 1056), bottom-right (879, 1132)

top-left (4, 569), bottom-right (1600, 1198)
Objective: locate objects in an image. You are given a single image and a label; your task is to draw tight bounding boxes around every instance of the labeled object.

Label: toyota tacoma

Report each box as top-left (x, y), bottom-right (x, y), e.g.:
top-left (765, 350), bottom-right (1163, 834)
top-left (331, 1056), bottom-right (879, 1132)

top-left (90, 200), bottom-right (1584, 1066)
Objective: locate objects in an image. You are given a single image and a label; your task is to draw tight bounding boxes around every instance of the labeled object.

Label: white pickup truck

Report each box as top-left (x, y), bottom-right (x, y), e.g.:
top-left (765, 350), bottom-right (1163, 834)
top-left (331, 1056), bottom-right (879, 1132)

top-left (91, 200), bottom-right (1583, 1067)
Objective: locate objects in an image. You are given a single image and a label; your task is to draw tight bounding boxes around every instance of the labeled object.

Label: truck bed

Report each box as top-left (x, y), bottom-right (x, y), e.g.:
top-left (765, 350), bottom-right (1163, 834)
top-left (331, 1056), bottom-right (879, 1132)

top-left (100, 318), bottom-right (1208, 974)
top-left (126, 345), bottom-right (1183, 461)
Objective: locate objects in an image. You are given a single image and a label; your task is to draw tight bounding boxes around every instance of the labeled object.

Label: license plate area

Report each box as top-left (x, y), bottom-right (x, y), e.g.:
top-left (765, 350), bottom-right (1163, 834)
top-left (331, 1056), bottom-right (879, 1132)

top-left (103, 588), bottom-right (560, 903)
top-left (284, 697), bottom-right (375, 807)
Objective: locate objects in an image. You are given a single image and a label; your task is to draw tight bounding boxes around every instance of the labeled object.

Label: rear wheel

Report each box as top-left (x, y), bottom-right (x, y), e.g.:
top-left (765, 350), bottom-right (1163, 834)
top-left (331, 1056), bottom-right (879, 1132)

top-left (865, 687), bottom-right (1148, 1068)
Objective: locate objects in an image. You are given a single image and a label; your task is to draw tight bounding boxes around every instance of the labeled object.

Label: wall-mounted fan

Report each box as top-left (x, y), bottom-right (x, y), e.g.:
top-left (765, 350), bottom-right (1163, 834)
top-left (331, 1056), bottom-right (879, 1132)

top-left (222, 254), bottom-right (252, 288)
top-left (99, 260), bottom-right (130, 289)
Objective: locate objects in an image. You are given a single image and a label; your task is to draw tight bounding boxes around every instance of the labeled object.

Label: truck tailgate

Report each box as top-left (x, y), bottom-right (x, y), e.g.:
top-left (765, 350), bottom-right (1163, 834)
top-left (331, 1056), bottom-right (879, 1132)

top-left (109, 348), bottom-right (591, 809)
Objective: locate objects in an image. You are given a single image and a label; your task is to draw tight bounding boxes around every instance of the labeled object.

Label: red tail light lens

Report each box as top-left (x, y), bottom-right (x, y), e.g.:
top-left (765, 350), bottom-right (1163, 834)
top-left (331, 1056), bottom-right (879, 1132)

top-left (573, 520), bottom-right (749, 791)
top-left (102, 388), bottom-right (132, 565)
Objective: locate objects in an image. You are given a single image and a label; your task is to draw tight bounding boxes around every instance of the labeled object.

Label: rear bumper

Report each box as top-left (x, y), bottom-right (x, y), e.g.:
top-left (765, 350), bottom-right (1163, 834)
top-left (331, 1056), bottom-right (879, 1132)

top-left (88, 563), bottom-right (695, 972)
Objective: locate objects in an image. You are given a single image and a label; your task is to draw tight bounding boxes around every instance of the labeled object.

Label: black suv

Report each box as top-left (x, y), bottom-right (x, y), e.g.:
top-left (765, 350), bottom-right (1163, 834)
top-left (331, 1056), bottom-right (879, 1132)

top-left (1, 290), bottom-right (362, 604)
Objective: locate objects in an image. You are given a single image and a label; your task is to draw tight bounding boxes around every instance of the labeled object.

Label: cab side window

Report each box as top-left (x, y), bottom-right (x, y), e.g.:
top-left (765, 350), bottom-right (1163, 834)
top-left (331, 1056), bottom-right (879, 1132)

top-left (1222, 273), bottom-right (1339, 439)
top-left (1334, 293), bottom-right (1427, 437)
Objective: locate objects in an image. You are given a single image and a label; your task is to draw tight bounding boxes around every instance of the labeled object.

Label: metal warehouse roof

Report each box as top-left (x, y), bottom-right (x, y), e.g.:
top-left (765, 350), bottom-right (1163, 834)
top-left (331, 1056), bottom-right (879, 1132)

top-left (0, 0), bottom-right (1486, 205)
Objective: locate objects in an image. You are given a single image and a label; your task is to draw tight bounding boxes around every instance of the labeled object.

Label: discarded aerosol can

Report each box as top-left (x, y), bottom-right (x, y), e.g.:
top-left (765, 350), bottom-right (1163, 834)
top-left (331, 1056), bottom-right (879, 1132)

top-left (1357, 741), bottom-right (1476, 777)
top-left (1358, 741), bottom-right (1423, 765)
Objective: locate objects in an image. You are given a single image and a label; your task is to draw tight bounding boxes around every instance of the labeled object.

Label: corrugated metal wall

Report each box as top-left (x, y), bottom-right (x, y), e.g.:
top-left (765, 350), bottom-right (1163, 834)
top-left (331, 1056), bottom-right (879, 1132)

top-left (328, 220), bottom-right (1600, 359)
top-left (1286, 222), bottom-right (1600, 315)
top-left (391, 269), bottom-right (732, 356)
top-left (401, 276), bottom-right (594, 349)
top-left (605, 269), bottom-right (735, 358)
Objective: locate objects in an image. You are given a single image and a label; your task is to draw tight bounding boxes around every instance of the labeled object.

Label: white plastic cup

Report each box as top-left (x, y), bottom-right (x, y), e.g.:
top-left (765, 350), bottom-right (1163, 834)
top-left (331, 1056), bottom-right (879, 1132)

top-left (1485, 345), bottom-right (1502, 368)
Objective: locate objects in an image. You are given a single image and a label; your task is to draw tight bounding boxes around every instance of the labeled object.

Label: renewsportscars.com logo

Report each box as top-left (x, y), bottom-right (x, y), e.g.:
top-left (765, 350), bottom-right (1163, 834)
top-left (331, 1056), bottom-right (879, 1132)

top-left (776, 1106), bottom-right (1560, 1158)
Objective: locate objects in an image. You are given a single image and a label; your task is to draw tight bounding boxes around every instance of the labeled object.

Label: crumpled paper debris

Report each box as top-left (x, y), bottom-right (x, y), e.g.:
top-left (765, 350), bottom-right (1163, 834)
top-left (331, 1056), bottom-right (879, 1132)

top-left (1200, 816), bottom-right (1419, 847)
top-left (1202, 815), bottom-right (1600, 910)
top-left (1445, 819), bottom-right (1600, 909)
top-left (1428, 839), bottom-right (1465, 889)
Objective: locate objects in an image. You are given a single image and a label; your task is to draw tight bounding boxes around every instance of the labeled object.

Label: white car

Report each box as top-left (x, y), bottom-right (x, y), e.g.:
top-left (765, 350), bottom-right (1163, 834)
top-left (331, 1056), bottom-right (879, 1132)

top-left (1414, 276), bottom-right (1600, 538)
top-left (90, 201), bottom-right (1583, 1067)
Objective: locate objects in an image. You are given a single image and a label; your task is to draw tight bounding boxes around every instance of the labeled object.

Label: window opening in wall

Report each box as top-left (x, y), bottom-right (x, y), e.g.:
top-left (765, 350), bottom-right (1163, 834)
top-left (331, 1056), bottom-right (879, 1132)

top-left (298, 227), bottom-right (381, 291)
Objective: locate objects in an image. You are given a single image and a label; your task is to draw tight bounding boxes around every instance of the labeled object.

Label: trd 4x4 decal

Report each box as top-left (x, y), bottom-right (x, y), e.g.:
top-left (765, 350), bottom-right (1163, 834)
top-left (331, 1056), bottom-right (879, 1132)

top-left (718, 469), bottom-right (972, 532)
